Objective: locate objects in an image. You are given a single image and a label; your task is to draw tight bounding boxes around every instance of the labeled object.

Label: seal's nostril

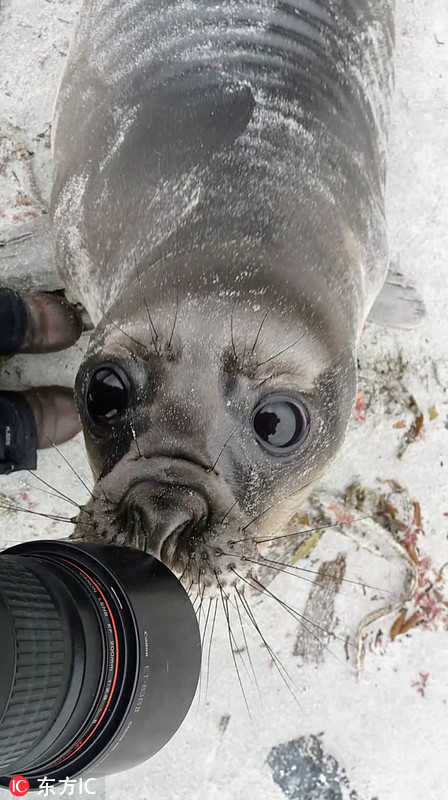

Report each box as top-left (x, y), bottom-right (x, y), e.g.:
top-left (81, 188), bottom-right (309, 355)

top-left (160, 514), bottom-right (204, 563)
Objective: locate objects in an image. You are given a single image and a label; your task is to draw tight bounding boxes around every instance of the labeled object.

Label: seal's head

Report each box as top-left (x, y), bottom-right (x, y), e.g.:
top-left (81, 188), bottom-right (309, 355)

top-left (72, 254), bottom-right (357, 596)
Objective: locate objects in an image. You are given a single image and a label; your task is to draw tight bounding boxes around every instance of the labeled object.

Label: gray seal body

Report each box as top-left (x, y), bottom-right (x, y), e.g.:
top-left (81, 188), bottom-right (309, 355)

top-left (51, 0), bottom-right (395, 591)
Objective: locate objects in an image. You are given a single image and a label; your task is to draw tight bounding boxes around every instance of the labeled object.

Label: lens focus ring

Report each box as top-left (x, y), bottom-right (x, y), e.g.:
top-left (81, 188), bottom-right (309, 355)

top-left (0, 557), bottom-right (67, 770)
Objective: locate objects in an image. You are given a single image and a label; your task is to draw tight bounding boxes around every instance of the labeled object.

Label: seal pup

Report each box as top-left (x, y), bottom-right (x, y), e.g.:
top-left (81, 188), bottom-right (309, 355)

top-left (50, 0), bottom-right (424, 595)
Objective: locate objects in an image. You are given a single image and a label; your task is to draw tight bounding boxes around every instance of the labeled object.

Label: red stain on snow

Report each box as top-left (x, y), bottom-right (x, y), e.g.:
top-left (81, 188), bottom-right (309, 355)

top-left (413, 555), bottom-right (448, 631)
top-left (401, 507), bottom-right (448, 633)
top-left (411, 672), bottom-right (430, 697)
top-left (353, 389), bottom-right (366, 422)
top-left (16, 491), bottom-right (34, 510)
top-left (327, 502), bottom-right (356, 525)
top-left (12, 210), bottom-right (39, 221)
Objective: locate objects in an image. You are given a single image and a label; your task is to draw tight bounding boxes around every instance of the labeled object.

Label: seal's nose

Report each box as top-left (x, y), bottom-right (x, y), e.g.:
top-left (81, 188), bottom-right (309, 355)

top-left (122, 480), bottom-right (209, 561)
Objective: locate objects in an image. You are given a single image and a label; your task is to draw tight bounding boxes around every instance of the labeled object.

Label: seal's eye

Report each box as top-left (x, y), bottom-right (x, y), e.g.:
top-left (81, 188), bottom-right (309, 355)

top-left (252, 394), bottom-right (309, 454)
top-left (87, 365), bottom-right (130, 424)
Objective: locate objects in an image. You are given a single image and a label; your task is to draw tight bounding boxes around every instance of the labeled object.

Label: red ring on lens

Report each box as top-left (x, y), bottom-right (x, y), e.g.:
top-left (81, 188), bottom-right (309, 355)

top-left (49, 561), bottom-right (120, 766)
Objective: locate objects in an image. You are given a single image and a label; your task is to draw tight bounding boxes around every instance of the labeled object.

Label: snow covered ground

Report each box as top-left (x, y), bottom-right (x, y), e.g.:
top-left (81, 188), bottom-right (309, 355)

top-left (0, 1), bottom-right (447, 799)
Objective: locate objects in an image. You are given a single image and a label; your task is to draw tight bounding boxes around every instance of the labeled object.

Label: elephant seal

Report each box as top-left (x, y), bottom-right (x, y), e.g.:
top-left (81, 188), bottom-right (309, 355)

top-left (51, 0), bottom-right (403, 593)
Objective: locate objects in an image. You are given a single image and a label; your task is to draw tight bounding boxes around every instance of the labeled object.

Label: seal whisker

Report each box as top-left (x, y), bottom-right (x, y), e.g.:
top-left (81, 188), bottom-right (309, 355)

top-left (226, 593), bottom-right (260, 688)
top-left (205, 597), bottom-right (219, 701)
top-left (21, 484), bottom-right (80, 507)
top-left (167, 287), bottom-right (180, 350)
top-left (0, 502), bottom-right (82, 525)
top-left (241, 335), bottom-right (249, 371)
top-left (251, 309), bottom-right (270, 354)
top-left (236, 484), bottom-right (316, 535)
top-left (239, 502), bottom-right (276, 534)
top-left (234, 580), bottom-right (301, 709)
top-left (109, 319), bottom-right (151, 360)
top-left (254, 515), bottom-right (373, 544)
top-left (134, 256), bottom-right (160, 355)
top-left (208, 425), bottom-right (239, 472)
top-left (220, 499), bottom-right (239, 525)
top-left (215, 569), bottom-right (251, 717)
top-left (196, 573), bottom-right (206, 621)
top-left (224, 549), bottom-right (345, 594)
top-left (197, 597), bottom-right (213, 707)
top-left (233, 590), bottom-right (263, 703)
top-left (239, 489), bottom-right (315, 534)
top-left (230, 299), bottom-right (238, 362)
top-left (225, 550), bottom-right (395, 598)
top-left (255, 374), bottom-right (275, 390)
top-left (130, 421), bottom-right (142, 458)
top-left (201, 597), bottom-right (213, 649)
top-left (26, 470), bottom-right (82, 509)
top-left (178, 561), bottom-right (189, 584)
top-left (254, 333), bottom-right (306, 369)
top-left (234, 514), bottom-right (372, 542)
top-left (192, 563), bottom-right (203, 606)
top-left (238, 569), bottom-right (354, 665)
top-left (44, 436), bottom-right (94, 499)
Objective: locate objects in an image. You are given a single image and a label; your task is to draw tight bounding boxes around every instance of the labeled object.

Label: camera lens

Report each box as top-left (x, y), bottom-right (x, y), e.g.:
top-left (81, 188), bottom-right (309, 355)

top-left (0, 539), bottom-right (201, 791)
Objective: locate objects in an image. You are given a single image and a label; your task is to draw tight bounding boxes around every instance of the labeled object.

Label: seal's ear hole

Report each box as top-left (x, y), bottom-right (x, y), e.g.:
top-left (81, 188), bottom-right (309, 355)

top-left (251, 394), bottom-right (310, 455)
top-left (86, 364), bottom-right (131, 425)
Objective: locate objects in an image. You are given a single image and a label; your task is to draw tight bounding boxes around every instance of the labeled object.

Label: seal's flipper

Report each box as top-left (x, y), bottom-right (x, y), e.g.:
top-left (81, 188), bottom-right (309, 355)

top-left (368, 267), bottom-right (426, 329)
top-left (120, 82), bottom-right (256, 179)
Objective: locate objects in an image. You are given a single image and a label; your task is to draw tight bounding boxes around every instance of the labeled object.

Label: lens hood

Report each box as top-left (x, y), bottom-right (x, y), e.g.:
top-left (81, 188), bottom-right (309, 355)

top-left (0, 539), bottom-right (201, 790)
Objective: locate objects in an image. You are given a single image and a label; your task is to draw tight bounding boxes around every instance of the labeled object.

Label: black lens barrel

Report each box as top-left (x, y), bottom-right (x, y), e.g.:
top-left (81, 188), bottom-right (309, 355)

top-left (0, 540), bottom-right (201, 791)
top-left (0, 556), bottom-right (72, 770)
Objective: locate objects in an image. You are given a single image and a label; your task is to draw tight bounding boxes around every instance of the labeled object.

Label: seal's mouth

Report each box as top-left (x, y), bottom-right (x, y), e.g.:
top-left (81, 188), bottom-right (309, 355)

top-left (73, 451), bottom-right (259, 589)
top-left (148, 449), bottom-right (214, 474)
